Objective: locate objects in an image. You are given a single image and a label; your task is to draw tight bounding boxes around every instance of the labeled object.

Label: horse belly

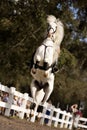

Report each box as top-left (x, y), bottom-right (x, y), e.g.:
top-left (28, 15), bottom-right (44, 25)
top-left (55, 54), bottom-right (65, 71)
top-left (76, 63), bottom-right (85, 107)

top-left (31, 68), bottom-right (53, 81)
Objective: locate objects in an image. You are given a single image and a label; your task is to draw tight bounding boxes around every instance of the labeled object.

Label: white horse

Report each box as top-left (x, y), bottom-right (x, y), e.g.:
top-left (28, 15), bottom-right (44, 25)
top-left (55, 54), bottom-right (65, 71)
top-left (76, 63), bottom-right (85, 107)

top-left (30, 15), bottom-right (64, 112)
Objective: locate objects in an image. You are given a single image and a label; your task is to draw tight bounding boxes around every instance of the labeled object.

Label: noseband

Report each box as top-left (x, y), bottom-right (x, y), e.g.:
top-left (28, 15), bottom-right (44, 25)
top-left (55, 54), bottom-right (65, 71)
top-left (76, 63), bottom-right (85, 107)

top-left (47, 23), bottom-right (57, 34)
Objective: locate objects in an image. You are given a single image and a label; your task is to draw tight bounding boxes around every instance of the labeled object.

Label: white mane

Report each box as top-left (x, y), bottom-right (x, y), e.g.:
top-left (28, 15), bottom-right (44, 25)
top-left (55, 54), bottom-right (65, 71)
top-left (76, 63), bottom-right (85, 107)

top-left (55, 19), bottom-right (64, 46)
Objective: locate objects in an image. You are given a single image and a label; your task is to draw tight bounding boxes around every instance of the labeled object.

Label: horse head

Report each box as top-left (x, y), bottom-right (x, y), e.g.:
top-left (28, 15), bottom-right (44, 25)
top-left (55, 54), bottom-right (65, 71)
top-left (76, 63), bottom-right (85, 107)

top-left (46, 15), bottom-right (64, 47)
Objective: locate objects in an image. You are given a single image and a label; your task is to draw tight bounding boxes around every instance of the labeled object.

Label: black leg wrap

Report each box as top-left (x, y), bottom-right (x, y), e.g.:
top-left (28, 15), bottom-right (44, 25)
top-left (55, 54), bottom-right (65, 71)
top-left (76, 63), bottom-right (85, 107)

top-left (52, 65), bottom-right (58, 73)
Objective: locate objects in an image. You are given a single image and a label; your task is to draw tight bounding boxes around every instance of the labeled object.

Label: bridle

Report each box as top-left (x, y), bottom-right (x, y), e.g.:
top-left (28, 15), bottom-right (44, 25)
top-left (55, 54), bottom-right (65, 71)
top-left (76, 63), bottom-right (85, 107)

top-left (46, 23), bottom-right (57, 43)
top-left (47, 24), bottom-right (57, 34)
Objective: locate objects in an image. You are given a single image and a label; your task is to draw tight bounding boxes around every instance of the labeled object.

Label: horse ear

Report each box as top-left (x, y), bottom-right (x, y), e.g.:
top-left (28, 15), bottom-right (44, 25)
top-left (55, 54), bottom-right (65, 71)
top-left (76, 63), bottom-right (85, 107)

top-left (47, 15), bottom-right (57, 23)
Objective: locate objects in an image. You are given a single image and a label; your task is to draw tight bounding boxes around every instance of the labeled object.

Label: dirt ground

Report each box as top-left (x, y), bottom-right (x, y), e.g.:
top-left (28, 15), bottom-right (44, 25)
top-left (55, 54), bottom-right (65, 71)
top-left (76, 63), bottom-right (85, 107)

top-left (0, 115), bottom-right (63, 130)
top-left (0, 115), bottom-right (84, 130)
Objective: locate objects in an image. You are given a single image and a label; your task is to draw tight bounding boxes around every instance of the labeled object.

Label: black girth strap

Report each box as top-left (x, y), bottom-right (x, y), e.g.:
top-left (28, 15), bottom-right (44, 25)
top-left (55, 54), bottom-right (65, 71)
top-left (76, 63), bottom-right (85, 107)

top-left (34, 61), bottom-right (56, 71)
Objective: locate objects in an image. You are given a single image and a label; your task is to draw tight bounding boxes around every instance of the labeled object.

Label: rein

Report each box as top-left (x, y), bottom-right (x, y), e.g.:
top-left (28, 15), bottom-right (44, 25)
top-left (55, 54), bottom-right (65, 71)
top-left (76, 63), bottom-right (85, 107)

top-left (43, 43), bottom-right (53, 61)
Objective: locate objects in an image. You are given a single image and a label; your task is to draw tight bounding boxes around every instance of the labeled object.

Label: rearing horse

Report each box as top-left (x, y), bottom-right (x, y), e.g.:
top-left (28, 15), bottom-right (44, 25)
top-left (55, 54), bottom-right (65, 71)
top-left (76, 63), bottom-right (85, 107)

top-left (30, 15), bottom-right (64, 111)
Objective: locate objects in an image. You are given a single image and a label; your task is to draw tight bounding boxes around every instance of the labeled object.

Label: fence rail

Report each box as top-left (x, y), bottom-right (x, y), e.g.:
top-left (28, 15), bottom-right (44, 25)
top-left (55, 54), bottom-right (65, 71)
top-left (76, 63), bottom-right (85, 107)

top-left (0, 83), bottom-right (87, 129)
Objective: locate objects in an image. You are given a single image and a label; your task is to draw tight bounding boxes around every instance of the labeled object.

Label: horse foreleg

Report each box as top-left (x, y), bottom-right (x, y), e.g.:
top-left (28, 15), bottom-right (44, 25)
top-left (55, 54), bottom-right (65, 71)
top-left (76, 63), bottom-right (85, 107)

top-left (30, 103), bottom-right (38, 122)
top-left (42, 83), bottom-right (53, 105)
top-left (30, 79), bottom-right (38, 103)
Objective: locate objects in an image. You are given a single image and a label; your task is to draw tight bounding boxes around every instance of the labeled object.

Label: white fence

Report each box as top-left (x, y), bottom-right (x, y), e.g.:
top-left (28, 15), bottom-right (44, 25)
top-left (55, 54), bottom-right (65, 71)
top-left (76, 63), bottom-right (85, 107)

top-left (0, 83), bottom-right (87, 129)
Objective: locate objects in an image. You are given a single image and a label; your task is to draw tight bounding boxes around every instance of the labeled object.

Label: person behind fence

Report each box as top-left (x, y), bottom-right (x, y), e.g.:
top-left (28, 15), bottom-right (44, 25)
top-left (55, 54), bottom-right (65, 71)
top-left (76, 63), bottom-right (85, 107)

top-left (44, 100), bottom-right (52, 125)
top-left (1, 92), bottom-right (9, 115)
top-left (71, 104), bottom-right (82, 129)
top-left (26, 100), bottom-right (31, 121)
top-left (10, 95), bottom-right (18, 117)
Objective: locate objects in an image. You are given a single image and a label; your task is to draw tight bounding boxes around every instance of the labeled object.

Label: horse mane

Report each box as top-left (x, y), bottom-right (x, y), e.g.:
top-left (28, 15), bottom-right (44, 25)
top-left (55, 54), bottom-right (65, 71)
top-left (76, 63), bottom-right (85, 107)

top-left (54, 18), bottom-right (64, 47)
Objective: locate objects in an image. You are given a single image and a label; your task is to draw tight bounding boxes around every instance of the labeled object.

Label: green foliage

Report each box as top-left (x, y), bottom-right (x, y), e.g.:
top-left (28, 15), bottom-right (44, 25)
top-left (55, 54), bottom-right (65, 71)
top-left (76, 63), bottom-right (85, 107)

top-left (59, 48), bottom-right (77, 69)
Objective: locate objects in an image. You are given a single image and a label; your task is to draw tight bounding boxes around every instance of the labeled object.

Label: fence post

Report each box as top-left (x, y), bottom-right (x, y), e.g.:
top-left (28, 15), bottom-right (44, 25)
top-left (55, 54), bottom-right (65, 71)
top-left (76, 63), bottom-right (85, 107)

top-left (40, 106), bottom-right (47, 125)
top-left (47, 105), bottom-right (55, 126)
top-left (68, 115), bottom-right (73, 129)
top-left (54, 108), bottom-right (60, 127)
top-left (4, 87), bottom-right (15, 117)
top-left (60, 111), bottom-right (66, 128)
top-left (64, 112), bottom-right (71, 128)
top-left (30, 104), bottom-right (38, 122)
top-left (18, 93), bottom-right (28, 119)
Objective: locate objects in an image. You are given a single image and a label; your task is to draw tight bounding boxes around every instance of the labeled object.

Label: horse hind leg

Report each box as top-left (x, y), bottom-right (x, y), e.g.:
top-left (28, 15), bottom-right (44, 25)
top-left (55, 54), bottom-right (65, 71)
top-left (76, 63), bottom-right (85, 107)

top-left (30, 103), bottom-right (38, 122)
top-left (30, 79), bottom-right (39, 103)
top-left (30, 80), bottom-right (38, 110)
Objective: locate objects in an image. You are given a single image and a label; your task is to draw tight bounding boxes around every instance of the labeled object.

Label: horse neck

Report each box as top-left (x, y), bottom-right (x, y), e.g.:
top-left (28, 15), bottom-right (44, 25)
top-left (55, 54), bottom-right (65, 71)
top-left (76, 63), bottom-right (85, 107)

top-left (43, 37), bottom-right (54, 47)
top-left (53, 45), bottom-right (60, 62)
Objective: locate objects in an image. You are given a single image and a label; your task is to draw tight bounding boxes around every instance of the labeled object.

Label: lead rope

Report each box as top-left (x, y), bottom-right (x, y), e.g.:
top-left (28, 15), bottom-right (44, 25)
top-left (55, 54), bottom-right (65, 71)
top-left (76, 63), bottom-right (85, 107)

top-left (43, 44), bottom-right (47, 62)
